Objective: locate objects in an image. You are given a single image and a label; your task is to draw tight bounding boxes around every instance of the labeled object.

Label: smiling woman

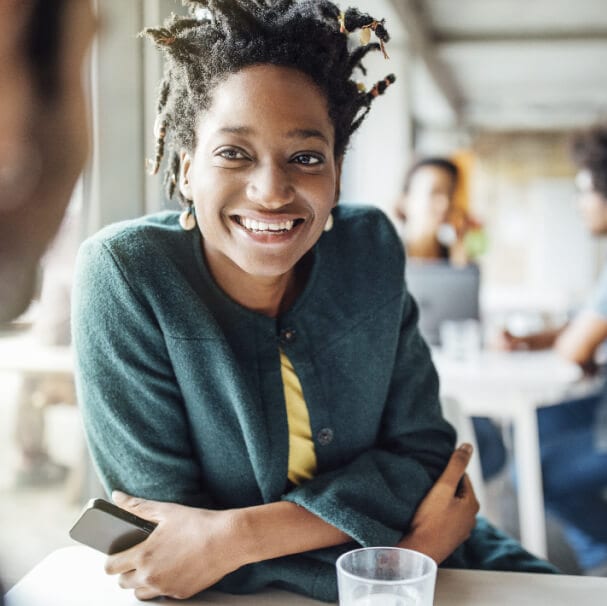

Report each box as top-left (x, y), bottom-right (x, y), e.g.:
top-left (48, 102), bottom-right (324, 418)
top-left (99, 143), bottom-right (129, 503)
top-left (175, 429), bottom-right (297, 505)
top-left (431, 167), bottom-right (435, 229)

top-left (179, 65), bottom-right (339, 315)
top-left (71, 0), bottom-right (555, 603)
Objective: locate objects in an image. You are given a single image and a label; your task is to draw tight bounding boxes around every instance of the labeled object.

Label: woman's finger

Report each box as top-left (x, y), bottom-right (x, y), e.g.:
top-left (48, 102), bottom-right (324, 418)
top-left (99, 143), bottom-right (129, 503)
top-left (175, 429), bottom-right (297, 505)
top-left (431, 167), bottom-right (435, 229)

top-left (105, 549), bottom-right (139, 576)
top-left (455, 471), bottom-right (472, 495)
top-left (457, 473), bottom-right (478, 501)
top-left (438, 443), bottom-right (473, 489)
top-left (455, 473), bottom-right (480, 518)
top-left (112, 491), bottom-right (162, 522)
top-left (117, 569), bottom-right (138, 589)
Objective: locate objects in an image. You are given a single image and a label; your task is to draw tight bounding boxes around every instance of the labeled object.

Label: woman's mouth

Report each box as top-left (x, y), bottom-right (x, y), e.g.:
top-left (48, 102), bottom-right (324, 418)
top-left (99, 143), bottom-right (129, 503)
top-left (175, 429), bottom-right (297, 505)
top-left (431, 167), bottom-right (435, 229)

top-left (233, 215), bottom-right (303, 234)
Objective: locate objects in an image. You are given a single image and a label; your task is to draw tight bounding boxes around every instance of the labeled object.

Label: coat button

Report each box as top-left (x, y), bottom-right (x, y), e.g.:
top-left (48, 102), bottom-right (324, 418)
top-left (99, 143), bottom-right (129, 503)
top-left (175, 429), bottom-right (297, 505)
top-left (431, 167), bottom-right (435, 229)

top-left (317, 427), bottom-right (334, 446)
top-left (279, 328), bottom-right (297, 345)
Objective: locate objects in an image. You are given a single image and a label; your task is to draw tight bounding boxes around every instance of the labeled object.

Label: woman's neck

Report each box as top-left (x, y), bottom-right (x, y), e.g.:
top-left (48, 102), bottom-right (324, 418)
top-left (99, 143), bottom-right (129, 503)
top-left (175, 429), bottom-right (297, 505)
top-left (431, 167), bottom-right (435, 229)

top-left (203, 248), bottom-right (310, 318)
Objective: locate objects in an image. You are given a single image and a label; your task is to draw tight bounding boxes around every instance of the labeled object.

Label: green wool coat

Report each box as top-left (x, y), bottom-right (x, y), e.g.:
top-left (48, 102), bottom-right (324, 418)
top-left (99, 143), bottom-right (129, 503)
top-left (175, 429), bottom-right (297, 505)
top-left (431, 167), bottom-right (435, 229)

top-left (72, 205), bottom-right (556, 602)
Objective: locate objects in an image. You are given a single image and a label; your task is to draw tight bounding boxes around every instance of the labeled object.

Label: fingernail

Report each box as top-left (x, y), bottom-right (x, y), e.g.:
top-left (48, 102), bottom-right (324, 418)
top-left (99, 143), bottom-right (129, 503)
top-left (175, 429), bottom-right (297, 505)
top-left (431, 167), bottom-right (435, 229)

top-left (458, 443), bottom-right (473, 454)
top-left (112, 490), bottom-right (126, 502)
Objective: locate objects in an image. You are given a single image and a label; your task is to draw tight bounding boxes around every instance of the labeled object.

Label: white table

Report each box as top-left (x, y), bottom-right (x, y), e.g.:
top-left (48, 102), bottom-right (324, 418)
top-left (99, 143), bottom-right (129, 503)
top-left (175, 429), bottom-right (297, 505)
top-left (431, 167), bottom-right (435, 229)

top-left (432, 348), bottom-right (586, 558)
top-left (6, 546), bottom-right (607, 605)
top-left (0, 334), bottom-right (73, 376)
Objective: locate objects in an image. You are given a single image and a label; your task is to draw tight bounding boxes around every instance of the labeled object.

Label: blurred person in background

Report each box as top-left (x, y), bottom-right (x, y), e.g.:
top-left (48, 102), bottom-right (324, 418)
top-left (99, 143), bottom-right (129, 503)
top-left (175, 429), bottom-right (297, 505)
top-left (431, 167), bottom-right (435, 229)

top-left (499, 126), bottom-right (607, 371)
top-left (395, 156), bottom-right (505, 484)
top-left (0, 0), bottom-right (95, 598)
top-left (498, 125), bottom-right (607, 575)
top-left (393, 157), bottom-right (485, 268)
top-left (0, 0), bottom-right (95, 323)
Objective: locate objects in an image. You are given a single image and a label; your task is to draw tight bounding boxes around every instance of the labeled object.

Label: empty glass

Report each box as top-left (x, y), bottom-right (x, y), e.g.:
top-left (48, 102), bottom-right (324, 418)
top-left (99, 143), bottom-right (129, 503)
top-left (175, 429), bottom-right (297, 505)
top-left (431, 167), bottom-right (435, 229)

top-left (336, 547), bottom-right (437, 606)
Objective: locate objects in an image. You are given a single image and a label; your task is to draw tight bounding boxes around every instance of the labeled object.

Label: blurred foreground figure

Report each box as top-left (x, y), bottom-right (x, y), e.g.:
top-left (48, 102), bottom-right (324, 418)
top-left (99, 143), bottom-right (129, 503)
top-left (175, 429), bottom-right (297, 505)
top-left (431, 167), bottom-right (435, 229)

top-left (0, 0), bottom-right (95, 322)
top-left (0, 1), bottom-right (94, 600)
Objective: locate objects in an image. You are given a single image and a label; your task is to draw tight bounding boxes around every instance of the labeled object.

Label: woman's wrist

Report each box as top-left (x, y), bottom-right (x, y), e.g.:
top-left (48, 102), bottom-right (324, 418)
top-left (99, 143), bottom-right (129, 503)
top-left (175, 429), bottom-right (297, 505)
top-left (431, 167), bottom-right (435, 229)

top-left (229, 501), bottom-right (351, 567)
top-left (230, 505), bottom-right (264, 567)
top-left (396, 528), bottom-right (443, 564)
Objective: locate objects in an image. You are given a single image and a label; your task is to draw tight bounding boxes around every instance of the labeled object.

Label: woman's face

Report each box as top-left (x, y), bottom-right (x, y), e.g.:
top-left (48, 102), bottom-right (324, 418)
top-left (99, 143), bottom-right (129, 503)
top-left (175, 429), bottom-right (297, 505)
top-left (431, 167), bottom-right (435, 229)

top-left (181, 64), bottom-right (340, 286)
top-left (402, 166), bottom-right (455, 232)
top-left (576, 169), bottom-right (607, 235)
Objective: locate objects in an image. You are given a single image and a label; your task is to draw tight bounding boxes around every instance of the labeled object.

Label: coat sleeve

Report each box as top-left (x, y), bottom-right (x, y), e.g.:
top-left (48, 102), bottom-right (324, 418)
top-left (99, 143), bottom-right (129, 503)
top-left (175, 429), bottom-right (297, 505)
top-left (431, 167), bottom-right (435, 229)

top-left (282, 289), bottom-right (456, 547)
top-left (443, 516), bottom-right (558, 573)
top-left (72, 238), bottom-right (211, 507)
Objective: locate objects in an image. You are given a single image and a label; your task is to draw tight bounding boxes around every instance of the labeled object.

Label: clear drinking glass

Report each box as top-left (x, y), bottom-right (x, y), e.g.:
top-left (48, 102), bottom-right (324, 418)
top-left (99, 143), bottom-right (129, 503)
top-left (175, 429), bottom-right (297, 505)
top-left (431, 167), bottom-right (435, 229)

top-left (336, 547), bottom-right (437, 606)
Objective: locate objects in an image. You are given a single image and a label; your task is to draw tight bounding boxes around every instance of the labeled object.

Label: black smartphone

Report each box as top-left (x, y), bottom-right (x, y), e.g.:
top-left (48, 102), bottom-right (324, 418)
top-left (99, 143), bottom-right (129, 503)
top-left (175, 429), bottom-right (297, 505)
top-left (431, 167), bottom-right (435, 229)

top-left (69, 498), bottom-right (157, 555)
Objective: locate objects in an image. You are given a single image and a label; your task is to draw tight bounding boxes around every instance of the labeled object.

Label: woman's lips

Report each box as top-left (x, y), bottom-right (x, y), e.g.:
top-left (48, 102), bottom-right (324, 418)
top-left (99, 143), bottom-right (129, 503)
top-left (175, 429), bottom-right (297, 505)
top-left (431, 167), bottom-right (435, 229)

top-left (232, 215), bottom-right (304, 234)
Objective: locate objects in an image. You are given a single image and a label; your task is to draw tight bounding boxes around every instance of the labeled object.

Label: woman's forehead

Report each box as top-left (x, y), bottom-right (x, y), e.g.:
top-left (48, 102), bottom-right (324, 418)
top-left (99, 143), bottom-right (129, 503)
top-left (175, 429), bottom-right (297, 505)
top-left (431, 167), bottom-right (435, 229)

top-left (198, 65), bottom-right (335, 140)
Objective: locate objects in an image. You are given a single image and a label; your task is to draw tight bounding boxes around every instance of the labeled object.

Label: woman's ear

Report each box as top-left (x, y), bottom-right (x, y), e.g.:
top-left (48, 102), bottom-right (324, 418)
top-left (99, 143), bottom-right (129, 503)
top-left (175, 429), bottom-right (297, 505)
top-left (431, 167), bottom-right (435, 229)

top-left (179, 150), bottom-right (193, 200)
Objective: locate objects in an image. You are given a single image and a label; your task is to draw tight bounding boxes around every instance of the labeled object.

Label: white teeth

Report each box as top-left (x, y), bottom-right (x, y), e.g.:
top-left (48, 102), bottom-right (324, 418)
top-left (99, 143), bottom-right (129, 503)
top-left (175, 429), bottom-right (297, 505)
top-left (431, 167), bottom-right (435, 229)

top-left (239, 217), bottom-right (295, 232)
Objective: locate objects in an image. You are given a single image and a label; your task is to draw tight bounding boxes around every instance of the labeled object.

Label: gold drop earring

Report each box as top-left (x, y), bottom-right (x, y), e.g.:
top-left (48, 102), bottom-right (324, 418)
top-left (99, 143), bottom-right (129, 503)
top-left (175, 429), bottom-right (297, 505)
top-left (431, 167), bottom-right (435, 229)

top-left (179, 205), bottom-right (196, 231)
top-left (323, 212), bottom-right (334, 232)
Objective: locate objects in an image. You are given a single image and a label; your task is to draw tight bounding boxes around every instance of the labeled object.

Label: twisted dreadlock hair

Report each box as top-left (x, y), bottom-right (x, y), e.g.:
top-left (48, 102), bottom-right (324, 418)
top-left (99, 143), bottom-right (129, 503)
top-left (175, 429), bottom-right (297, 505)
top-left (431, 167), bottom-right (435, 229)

top-left (142, 0), bottom-right (395, 204)
top-left (570, 124), bottom-right (607, 200)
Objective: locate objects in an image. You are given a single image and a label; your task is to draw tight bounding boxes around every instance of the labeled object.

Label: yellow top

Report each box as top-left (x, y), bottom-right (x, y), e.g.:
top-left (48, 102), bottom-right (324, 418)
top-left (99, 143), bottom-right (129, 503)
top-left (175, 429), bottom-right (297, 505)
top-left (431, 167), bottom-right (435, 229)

top-left (280, 350), bottom-right (317, 485)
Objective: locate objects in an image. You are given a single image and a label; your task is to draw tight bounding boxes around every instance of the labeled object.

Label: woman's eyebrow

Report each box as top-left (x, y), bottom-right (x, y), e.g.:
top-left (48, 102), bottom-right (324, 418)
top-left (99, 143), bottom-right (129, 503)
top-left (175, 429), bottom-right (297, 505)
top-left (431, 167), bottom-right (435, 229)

top-left (285, 128), bottom-right (329, 144)
top-left (217, 126), bottom-right (329, 144)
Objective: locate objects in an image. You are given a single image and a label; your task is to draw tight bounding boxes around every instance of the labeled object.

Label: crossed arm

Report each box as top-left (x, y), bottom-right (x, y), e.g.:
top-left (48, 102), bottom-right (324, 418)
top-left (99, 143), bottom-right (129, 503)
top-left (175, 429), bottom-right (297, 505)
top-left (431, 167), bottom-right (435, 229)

top-left (105, 444), bottom-right (479, 601)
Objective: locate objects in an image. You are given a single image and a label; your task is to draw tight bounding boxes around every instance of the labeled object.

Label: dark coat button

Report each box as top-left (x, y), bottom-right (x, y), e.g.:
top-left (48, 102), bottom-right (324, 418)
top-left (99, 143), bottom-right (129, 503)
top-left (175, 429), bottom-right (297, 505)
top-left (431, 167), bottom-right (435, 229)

top-left (279, 328), bottom-right (297, 345)
top-left (317, 427), bottom-right (334, 446)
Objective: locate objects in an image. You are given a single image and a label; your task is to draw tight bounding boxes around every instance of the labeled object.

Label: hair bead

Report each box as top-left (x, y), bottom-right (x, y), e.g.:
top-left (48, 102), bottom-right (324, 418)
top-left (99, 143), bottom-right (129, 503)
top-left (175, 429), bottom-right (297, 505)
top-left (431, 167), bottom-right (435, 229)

top-left (369, 74), bottom-right (396, 98)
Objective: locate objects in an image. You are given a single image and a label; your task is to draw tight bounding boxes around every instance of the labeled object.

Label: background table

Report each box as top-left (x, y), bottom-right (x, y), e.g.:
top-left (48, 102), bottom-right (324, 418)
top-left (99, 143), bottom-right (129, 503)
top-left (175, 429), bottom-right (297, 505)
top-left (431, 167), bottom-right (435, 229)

top-left (0, 334), bottom-right (73, 376)
top-left (432, 348), bottom-right (587, 558)
top-left (6, 547), bottom-right (607, 605)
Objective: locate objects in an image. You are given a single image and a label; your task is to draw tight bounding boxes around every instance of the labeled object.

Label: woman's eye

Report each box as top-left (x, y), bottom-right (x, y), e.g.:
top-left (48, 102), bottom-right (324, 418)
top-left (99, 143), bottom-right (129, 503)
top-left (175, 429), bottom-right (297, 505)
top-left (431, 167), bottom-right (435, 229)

top-left (293, 153), bottom-right (323, 166)
top-left (218, 148), bottom-right (247, 160)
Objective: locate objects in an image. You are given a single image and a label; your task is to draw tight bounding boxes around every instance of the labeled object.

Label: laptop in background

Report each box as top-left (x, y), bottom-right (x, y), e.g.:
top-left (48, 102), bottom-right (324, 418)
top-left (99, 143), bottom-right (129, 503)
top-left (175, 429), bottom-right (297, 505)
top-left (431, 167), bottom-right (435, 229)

top-left (405, 260), bottom-right (481, 346)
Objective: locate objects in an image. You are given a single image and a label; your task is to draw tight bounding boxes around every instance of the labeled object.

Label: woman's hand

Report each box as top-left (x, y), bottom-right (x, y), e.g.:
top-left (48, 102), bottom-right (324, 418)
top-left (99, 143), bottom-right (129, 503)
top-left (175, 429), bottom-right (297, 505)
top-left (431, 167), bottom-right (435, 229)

top-left (397, 443), bottom-right (480, 564)
top-left (104, 491), bottom-right (245, 601)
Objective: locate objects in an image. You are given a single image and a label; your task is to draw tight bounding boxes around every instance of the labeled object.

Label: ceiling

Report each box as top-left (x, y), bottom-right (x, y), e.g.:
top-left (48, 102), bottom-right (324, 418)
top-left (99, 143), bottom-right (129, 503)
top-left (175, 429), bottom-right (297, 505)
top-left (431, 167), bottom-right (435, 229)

top-left (387, 0), bottom-right (607, 132)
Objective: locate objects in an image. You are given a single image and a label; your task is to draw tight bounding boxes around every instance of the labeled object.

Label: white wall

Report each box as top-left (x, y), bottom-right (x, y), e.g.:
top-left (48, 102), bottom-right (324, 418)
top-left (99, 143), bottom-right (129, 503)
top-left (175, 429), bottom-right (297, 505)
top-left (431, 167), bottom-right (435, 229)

top-left (480, 179), bottom-right (599, 314)
top-left (84, 0), bottom-right (184, 235)
top-left (85, 0), bottom-right (146, 235)
top-left (526, 179), bottom-right (597, 308)
top-left (472, 134), bottom-right (603, 316)
top-left (338, 0), bottom-right (413, 217)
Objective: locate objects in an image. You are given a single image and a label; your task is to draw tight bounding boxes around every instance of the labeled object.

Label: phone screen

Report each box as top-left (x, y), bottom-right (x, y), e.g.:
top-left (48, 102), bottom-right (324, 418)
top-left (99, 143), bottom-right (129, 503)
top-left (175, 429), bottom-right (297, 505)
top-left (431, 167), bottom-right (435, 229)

top-left (69, 499), bottom-right (157, 555)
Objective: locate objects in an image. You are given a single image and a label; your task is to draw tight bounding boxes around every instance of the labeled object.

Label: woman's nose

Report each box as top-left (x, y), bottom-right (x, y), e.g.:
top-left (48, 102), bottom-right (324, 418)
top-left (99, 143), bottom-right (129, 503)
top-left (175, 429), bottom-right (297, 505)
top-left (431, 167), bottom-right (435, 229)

top-left (246, 162), bottom-right (295, 208)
